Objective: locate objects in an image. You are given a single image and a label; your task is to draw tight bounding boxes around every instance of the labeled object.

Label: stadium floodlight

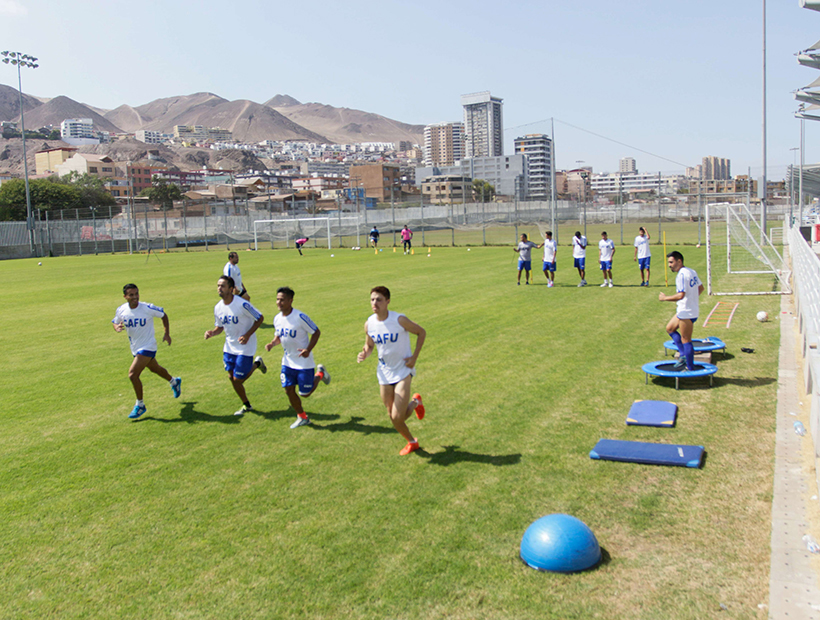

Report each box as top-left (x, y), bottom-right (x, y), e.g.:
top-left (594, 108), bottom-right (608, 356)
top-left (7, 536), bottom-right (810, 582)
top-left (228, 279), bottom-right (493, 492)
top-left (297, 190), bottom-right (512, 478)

top-left (2, 50), bottom-right (40, 257)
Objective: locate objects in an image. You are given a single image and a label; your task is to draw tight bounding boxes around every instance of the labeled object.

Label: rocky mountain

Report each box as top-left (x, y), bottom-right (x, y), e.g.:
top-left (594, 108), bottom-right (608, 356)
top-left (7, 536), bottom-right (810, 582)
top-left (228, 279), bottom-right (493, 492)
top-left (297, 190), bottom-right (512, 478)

top-left (0, 83), bottom-right (43, 125)
top-left (18, 95), bottom-right (122, 134)
top-left (269, 99), bottom-right (424, 145)
top-left (104, 92), bottom-right (228, 133)
top-left (264, 94), bottom-right (301, 108)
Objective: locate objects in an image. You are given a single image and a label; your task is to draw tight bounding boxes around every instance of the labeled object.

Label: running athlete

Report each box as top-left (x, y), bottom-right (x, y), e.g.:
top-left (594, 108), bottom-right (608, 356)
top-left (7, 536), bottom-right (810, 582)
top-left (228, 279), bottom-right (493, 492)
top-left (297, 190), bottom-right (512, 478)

top-left (598, 231), bottom-right (615, 287)
top-left (264, 287), bottom-right (331, 429)
top-left (541, 231), bottom-right (557, 287)
top-left (659, 251), bottom-right (704, 371)
top-left (370, 226), bottom-right (380, 248)
top-left (514, 233), bottom-right (539, 285)
top-left (633, 227), bottom-right (651, 286)
top-left (223, 252), bottom-right (250, 300)
top-left (572, 231), bottom-right (588, 286)
top-left (112, 284), bottom-right (181, 419)
top-left (357, 286), bottom-right (427, 455)
top-left (401, 225), bottom-right (413, 254)
top-left (204, 275), bottom-right (266, 416)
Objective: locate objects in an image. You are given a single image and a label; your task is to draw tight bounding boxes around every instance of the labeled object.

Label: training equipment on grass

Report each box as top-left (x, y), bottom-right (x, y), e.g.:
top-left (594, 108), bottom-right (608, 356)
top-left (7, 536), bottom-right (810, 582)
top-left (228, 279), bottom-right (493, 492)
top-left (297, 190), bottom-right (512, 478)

top-left (757, 311), bottom-right (769, 322)
top-left (663, 337), bottom-right (726, 357)
top-left (519, 514), bottom-right (602, 573)
top-left (626, 400), bottom-right (678, 427)
top-left (642, 360), bottom-right (718, 389)
top-left (702, 301), bottom-right (740, 328)
top-left (589, 439), bottom-right (705, 468)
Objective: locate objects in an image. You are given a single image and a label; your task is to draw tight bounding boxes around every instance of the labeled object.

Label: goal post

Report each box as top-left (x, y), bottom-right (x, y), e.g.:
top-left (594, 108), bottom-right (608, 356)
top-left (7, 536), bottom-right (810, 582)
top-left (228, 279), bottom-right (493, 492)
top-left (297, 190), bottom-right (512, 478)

top-left (252, 216), bottom-right (362, 251)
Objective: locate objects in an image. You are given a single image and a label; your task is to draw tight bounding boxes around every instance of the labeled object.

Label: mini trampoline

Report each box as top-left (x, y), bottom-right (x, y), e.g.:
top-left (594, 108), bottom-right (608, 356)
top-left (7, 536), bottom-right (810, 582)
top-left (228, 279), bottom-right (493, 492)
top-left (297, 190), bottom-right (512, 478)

top-left (642, 360), bottom-right (718, 389)
top-left (663, 337), bottom-right (726, 357)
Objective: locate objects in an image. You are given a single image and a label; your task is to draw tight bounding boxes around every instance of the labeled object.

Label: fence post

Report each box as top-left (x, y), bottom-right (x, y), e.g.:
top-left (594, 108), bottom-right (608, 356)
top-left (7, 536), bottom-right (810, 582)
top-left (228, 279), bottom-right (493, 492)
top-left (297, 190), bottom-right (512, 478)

top-left (109, 205), bottom-right (115, 253)
top-left (421, 200), bottom-right (425, 246)
top-left (163, 205), bottom-right (168, 252)
top-left (183, 200), bottom-right (189, 251)
top-left (92, 207), bottom-right (98, 255)
top-left (45, 210), bottom-right (52, 256)
top-left (205, 205), bottom-right (209, 251)
top-left (246, 199), bottom-right (252, 250)
top-left (61, 210), bottom-right (66, 256)
top-left (77, 209), bottom-right (82, 256)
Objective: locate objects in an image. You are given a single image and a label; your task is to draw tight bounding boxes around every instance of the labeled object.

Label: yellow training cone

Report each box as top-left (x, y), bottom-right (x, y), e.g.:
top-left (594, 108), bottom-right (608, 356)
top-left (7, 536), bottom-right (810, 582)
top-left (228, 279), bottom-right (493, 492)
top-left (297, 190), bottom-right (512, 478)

top-left (411, 248), bottom-right (415, 255)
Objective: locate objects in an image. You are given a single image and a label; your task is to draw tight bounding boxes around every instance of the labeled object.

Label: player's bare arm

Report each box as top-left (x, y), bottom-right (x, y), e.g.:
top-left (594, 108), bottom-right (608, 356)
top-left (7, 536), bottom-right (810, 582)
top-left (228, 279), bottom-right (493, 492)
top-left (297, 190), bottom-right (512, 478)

top-left (113, 322), bottom-right (124, 333)
top-left (659, 291), bottom-right (685, 302)
top-left (238, 315), bottom-right (264, 345)
top-left (357, 324), bottom-right (374, 363)
top-left (205, 326), bottom-right (224, 340)
top-left (161, 313), bottom-right (172, 346)
top-left (398, 315), bottom-right (426, 368)
top-left (298, 328), bottom-right (321, 358)
top-left (264, 335), bottom-right (281, 352)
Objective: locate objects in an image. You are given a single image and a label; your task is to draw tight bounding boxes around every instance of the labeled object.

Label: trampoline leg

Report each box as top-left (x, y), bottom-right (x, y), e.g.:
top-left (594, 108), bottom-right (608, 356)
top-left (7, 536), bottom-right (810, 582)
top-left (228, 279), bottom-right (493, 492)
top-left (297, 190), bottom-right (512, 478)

top-left (645, 373), bottom-right (648, 385)
top-left (675, 377), bottom-right (679, 390)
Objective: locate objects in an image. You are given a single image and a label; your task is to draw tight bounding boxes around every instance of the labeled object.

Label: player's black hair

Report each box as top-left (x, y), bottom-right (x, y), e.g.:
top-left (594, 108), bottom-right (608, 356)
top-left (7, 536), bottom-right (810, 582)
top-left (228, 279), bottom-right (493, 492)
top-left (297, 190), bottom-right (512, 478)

top-left (601, 231), bottom-right (607, 236)
top-left (575, 231), bottom-right (582, 237)
top-left (546, 231), bottom-right (552, 236)
top-left (667, 250), bottom-right (684, 263)
top-left (371, 285), bottom-right (390, 300)
top-left (521, 233), bottom-right (528, 240)
top-left (228, 251), bottom-right (238, 259)
top-left (219, 275), bottom-right (235, 288)
top-left (277, 286), bottom-right (295, 299)
top-left (123, 283), bottom-right (138, 295)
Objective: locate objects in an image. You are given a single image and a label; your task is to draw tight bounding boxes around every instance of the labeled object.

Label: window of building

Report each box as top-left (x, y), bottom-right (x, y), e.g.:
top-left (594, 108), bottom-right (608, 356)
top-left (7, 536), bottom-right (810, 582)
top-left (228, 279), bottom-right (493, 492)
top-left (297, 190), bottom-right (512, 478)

top-left (89, 167), bottom-right (98, 173)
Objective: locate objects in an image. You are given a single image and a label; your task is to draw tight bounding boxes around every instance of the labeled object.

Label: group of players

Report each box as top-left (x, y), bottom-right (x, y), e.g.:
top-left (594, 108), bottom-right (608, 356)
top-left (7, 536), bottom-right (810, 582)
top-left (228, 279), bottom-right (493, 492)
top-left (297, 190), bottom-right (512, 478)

top-left (112, 251), bottom-right (428, 456)
top-left (514, 226), bottom-right (653, 288)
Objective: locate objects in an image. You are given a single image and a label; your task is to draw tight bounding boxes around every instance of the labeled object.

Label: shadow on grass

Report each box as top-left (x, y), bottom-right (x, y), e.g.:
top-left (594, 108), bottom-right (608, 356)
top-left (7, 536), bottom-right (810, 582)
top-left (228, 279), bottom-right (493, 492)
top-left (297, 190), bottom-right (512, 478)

top-left (309, 415), bottom-right (393, 435)
top-left (416, 445), bottom-right (522, 467)
top-left (713, 376), bottom-right (776, 388)
top-left (138, 401), bottom-right (241, 424)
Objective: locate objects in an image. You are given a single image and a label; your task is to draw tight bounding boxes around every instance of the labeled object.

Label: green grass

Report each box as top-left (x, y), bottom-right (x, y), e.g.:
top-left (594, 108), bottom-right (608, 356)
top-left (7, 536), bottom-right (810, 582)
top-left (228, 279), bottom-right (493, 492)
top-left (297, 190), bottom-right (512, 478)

top-left (1, 235), bottom-right (780, 619)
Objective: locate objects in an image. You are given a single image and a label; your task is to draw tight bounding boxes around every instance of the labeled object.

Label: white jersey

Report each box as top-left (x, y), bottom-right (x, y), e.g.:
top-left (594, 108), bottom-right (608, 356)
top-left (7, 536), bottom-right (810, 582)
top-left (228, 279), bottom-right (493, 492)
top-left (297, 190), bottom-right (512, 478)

top-left (223, 262), bottom-right (244, 293)
top-left (542, 239), bottom-right (557, 263)
top-left (214, 296), bottom-right (262, 356)
top-left (113, 301), bottom-right (165, 356)
top-left (634, 235), bottom-right (651, 259)
top-left (572, 236), bottom-right (587, 258)
top-left (675, 266), bottom-right (701, 319)
top-left (517, 241), bottom-right (538, 261)
top-left (367, 311), bottom-right (414, 385)
top-left (599, 239), bottom-right (615, 262)
top-left (274, 308), bottom-right (318, 370)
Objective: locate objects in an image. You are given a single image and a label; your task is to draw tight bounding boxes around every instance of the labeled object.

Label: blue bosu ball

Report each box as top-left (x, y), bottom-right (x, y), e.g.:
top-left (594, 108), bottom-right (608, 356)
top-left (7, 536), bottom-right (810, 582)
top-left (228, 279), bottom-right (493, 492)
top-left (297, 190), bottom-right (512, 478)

top-left (520, 513), bottom-right (602, 573)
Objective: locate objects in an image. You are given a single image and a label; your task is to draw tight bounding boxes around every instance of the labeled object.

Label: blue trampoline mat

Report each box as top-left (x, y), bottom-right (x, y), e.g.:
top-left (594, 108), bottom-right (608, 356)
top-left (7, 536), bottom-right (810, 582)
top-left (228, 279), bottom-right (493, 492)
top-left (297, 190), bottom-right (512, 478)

top-left (590, 439), bottom-right (705, 468)
top-left (626, 400), bottom-right (678, 427)
top-left (663, 337), bottom-right (726, 354)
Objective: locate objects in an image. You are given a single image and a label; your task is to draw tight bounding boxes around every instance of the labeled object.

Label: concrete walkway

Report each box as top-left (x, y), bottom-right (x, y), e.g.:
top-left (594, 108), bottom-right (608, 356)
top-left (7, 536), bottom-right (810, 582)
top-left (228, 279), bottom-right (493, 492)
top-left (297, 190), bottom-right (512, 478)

top-left (768, 292), bottom-right (820, 618)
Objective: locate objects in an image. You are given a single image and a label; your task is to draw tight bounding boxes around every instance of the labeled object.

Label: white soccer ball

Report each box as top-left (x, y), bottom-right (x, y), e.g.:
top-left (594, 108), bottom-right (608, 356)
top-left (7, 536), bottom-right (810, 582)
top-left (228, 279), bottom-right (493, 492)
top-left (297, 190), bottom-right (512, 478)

top-left (757, 311), bottom-right (769, 323)
top-left (330, 254), bottom-right (334, 257)
top-left (38, 262), bottom-right (42, 266)
top-left (467, 248), bottom-right (471, 251)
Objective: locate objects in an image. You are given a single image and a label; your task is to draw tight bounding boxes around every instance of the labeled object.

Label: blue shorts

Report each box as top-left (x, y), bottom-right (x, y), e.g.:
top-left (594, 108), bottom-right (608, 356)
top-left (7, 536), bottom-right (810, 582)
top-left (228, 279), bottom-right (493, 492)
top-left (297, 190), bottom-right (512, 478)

top-left (281, 365), bottom-right (316, 395)
top-left (600, 260), bottom-right (612, 271)
top-left (574, 257), bottom-right (586, 270)
top-left (223, 353), bottom-right (255, 379)
top-left (638, 257), bottom-right (651, 270)
top-left (677, 316), bottom-right (698, 324)
top-left (518, 259), bottom-right (532, 271)
top-left (134, 349), bottom-right (156, 358)
top-left (542, 261), bottom-right (556, 272)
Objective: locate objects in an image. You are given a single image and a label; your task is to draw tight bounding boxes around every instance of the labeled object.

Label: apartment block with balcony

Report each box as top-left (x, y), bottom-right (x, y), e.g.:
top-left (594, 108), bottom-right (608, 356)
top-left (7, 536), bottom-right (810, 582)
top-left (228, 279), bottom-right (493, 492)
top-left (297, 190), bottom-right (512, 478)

top-left (702, 156), bottom-right (731, 180)
top-left (423, 122), bottom-right (464, 167)
top-left (35, 147), bottom-right (77, 175)
top-left (461, 91), bottom-right (503, 158)
top-left (415, 154), bottom-right (526, 199)
top-left (514, 134), bottom-right (553, 199)
top-left (348, 163), bottom-right (401, 201)
top-left (420, 175), bottom-right (471, 205)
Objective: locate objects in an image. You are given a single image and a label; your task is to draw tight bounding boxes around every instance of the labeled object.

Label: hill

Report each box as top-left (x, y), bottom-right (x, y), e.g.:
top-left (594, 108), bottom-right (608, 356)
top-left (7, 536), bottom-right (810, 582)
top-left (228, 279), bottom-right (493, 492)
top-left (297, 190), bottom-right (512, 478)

top-left (19, 96), bottom-right (122, 134)
top-left (0, 83), bottom-right (43, 123)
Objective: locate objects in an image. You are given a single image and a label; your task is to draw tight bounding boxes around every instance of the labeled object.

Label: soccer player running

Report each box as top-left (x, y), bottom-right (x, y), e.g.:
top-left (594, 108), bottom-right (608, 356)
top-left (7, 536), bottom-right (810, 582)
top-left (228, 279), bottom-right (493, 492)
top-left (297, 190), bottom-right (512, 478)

top-left (264, 287), bottom-right (331, 429)
top-left (659, 251), bottom-right (704, 372)
top-left (572, 231), bottom-right (588, 286)
top-left (112, 284), bottom-right (181, 419)
top-left (514, 233), bottom-right (539, 285)
top-left (370, 226), bottom-right (380, 248)
top-left (541, 231), bottom-right (557, 287)
top-left (357, 286), bottom-right (427, 456)
top-left (598, 231), bottom-right (615, 287)
top-left (633, 226), bottom-right (651, 286)
top-left (401, 225), bottom-right (413, 254)
top-left (204, 275), bottom-right (266, 416)
top-left (223, 252), bottom-right (250, 300)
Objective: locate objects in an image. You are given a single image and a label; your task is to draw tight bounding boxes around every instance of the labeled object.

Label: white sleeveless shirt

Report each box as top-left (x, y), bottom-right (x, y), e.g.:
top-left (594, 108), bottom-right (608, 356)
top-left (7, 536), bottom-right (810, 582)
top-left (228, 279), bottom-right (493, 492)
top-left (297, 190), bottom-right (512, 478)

top-left (366, 310), bottom-right (415, 385)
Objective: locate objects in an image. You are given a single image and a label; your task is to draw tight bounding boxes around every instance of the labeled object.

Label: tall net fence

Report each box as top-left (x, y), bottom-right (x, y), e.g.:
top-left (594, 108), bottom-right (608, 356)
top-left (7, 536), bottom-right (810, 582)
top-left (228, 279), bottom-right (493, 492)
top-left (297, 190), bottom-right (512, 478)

top-left (0, 196), bottom-right (792, 259)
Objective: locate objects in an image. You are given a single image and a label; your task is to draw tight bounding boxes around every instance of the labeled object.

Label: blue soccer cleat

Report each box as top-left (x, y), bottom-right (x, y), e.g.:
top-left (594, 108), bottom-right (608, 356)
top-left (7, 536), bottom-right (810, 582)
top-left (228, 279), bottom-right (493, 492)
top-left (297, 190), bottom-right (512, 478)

top-left (170, 377), bottom-right (182, 398)
top-left (129, 404), bottom-right (147, 419)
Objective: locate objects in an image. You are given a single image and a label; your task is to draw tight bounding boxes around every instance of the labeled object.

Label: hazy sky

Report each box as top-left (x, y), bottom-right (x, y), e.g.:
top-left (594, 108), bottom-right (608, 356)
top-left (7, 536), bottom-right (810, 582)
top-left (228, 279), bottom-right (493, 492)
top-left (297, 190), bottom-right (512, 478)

top-left (1, 0), bottom-right (816, 178)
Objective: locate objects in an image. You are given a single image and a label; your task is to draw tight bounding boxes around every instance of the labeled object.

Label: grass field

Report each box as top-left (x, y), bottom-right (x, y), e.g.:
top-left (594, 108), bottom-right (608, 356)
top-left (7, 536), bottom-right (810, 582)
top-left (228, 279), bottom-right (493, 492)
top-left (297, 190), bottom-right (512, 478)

top-left (1, 234), bottom-right (782, 619)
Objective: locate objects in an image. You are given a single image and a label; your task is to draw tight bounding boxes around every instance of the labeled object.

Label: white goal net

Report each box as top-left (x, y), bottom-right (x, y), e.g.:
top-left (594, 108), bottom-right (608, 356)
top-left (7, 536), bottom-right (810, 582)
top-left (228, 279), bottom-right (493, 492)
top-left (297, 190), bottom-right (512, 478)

top-left (253, 216), bottom-right (361, 250)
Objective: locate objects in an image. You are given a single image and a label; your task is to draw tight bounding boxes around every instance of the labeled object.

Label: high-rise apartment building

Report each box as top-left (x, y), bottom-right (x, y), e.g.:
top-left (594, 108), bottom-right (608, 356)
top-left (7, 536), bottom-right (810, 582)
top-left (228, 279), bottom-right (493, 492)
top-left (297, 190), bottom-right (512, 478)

top-left (423, 122), bottom-right (464, 167)
top-left (514, 134), bottom-right (553, 199)
top-left (461, 91), bottom-right (503, 159)
top-left (702, 156), bottom-right (731, 180)
top-left (619, 157), bottom-right (637, 173)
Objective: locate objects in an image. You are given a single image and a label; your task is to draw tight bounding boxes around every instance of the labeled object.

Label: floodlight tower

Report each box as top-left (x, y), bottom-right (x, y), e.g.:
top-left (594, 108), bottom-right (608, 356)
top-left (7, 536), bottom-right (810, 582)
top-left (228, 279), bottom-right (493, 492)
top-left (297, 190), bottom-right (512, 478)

top-left (2, 51), bottom-right (39, 257)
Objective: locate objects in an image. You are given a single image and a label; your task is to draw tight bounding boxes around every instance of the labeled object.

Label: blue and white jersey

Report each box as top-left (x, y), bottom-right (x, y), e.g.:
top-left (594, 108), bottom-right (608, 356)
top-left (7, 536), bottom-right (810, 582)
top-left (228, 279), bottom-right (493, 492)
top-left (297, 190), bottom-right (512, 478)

top-left (572, 235), bottom-right (587, 258)
top-left (273, 308), bottom-right (318, 370)
top-left (214, 296), bottom-right (262, 356)
top-left (516, 241), bottom-right (538, 261)
top-left (634, 235), bottom-right (651, 259)
top-left (223, 261), bottom-right (243, 293)
top-left (542, 239), bottom-right (557, 263)
top-left (113, 301), bottom-right (165, 356)
top-left (599, 239), bottom-right (615, 262)
top-left (367, 310), bottom-right (414, 385)
top-left (675, 266), bottom-right (701, 319)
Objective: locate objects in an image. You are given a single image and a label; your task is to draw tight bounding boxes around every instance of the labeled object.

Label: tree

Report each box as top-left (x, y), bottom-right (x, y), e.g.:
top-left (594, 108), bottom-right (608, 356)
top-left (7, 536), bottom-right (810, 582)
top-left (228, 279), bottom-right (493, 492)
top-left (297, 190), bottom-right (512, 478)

top-left (63, 171), bottom-right (116, 208)
top-left (0, 177), bottom-right (82, 220)
top-left (472, 179), bottom-right (495, 202)
top-left (140, 177), bottom-right (183, 210)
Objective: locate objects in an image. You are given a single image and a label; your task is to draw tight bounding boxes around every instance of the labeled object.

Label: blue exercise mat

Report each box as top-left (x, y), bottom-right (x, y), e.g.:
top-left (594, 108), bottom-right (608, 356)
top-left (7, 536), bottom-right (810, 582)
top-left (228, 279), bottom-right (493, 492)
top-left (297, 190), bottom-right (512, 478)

top-left (626, 400), bottom-right (677, 427)
top-left (590, 439), bottom-right (704, 468)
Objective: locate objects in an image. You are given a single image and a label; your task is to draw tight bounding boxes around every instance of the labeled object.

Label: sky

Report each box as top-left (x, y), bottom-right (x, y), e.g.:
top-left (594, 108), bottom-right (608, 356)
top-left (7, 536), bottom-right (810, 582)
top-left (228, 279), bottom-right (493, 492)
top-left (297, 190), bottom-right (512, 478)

top-left (1, 0), bottom-right (817, 179)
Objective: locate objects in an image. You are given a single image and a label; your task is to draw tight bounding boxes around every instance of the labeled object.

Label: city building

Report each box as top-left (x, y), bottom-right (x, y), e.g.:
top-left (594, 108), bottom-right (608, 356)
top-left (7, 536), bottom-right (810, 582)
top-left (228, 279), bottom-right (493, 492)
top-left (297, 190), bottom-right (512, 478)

top-left (35, 147), bottom-right (77, 175)
top-left (420, 175), bottom-right (472, 205)
top-left (135, 130), bottom-right (167, 145)
top-left (55, 153), bottom-right (118, 179)
top-left (60, 118), bottom-right (98, 146)
top-left (702, 156), bottom-right (731, 180)
top-left (292, 177), bottom-right (346, 193)
top-left (566, 168), bottom-right (592, 201)
top-left (127, 164), bottom-right (157, 195)
top-left (591, 171), bottom-right (686, 197)
top-left (514, 134), bottom-right (553, 199)
top-left (619, 157), bottom-right (637, 173)
top-left (461, 91), bottom-right (503, 158)
top-left (415, 154), bottom-right (527, 199)
top-left (423, 122), bottom-right (464, 167)
top-left (348, 163), bottom-right (401, 201)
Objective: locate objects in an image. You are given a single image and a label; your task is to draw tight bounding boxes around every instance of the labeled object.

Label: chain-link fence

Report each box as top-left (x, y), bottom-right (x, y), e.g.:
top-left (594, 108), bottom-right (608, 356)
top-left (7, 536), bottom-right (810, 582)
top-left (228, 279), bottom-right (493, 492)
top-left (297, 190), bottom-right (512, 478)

top-left (0, 195), bottom-right (793, 259)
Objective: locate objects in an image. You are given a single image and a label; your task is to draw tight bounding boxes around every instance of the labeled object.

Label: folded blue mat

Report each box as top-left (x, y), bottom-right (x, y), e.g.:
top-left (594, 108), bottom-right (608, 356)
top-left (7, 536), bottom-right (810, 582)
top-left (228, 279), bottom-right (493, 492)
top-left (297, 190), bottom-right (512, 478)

top-left (590, 439), bottom-right (704, 468)
top-left (626, 400), bottom-right (677, 427)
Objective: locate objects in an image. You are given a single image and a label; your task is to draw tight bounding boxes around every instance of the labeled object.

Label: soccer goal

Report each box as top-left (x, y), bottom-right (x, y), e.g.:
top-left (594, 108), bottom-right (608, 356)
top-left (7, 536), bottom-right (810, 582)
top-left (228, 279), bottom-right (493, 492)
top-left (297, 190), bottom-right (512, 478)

top-left (579, 210), bottom-right (617, 225)
top-left (252, 216), bottom-right (360, 250)
top-left (705, 202), bottom-right (791, 296)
